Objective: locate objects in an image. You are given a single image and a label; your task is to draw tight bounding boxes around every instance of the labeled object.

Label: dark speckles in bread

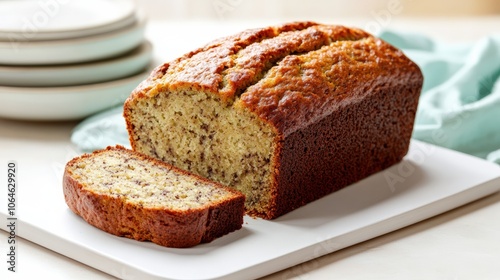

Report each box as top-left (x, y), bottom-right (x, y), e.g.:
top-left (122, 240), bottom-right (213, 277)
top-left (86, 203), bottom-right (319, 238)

top-left (63, 145), bottom-right (245, 248)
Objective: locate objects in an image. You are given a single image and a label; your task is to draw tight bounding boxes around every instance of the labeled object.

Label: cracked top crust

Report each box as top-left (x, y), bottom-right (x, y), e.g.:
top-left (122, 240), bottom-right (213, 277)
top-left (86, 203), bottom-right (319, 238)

top-left (128, 21), bottom-right (423, 136)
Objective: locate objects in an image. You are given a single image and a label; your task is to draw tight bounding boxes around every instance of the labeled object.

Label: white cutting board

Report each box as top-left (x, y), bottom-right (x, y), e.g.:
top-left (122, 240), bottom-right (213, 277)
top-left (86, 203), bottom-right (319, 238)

top-left (1, 140), bottom-right (500, 280)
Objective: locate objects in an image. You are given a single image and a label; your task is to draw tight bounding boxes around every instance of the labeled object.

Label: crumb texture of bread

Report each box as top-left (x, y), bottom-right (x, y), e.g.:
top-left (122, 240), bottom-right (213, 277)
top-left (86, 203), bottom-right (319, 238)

top-left (124, 22), bottom-right (423, 219)
top-left (63, 146), bottom-right (245, 248)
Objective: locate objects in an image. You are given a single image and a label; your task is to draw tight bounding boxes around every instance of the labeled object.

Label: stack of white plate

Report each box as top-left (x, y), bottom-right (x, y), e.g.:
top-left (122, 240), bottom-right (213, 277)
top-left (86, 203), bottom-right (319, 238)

top-left (0, 0), bottom-right (153, 121)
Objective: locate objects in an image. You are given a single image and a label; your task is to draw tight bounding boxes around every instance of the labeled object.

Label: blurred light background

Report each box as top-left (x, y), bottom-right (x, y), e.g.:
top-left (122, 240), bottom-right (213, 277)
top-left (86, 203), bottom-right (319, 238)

top-left (134, 0), bottom-right (500, 20)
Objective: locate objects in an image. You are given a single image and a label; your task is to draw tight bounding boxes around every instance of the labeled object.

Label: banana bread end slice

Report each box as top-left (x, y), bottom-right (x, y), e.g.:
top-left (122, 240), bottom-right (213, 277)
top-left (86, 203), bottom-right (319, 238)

top-left (63, 145), bottom-right (245, 248)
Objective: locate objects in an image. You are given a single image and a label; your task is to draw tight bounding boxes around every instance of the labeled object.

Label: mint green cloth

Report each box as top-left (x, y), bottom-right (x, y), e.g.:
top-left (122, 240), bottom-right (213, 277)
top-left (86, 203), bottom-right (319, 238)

top-left (72, 31), bottom-right (500, 164)
top-left (379, 31), bottom-right (500, 164)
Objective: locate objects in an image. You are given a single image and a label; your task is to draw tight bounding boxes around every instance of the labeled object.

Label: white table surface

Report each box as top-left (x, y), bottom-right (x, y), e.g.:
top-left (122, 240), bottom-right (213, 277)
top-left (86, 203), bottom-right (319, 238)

top-left (1, 16), bottom-right (500, 280)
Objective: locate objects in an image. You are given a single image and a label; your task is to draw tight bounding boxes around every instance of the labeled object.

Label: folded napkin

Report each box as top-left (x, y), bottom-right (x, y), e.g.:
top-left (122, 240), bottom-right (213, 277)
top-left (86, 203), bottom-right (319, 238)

top-left (72, 31), bottom-right (500, 164)
top-left (378, 31), bottom-right (500, 164)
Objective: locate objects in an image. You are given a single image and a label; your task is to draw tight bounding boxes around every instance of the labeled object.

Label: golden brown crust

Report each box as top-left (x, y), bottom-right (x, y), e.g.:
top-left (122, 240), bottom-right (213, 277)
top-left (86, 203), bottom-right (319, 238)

top-left (63, 146), bottom-right (245, 248)
top-left (238, 36), bottom-right (422, 136)
top-left (125, 22), bottom-right (369, 104)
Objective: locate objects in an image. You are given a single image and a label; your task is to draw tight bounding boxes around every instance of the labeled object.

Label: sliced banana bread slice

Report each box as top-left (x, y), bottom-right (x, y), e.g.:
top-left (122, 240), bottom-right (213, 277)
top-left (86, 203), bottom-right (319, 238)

top-left (63, 145), bottom-right (245, 248)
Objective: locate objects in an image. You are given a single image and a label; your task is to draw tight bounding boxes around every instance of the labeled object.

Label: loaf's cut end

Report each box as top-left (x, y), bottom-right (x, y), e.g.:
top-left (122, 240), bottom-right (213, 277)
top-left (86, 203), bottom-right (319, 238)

top-left (63, 145), bottom-right (245, 248)
top-left (124, 86), bottom-right (278, 218)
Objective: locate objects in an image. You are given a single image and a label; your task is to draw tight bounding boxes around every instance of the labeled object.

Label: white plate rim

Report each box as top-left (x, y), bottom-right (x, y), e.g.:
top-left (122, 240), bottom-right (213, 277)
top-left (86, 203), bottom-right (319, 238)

top-left (0, 40), bottom-right (153, 86)
top-left (0, 12), bottom-right (138, 41)
top-left (0, 0), bottom-right (136, 35)
top-left (0, 70), bottom-right (150, 120)
top-left (0, 12), bottom-right (147, 65)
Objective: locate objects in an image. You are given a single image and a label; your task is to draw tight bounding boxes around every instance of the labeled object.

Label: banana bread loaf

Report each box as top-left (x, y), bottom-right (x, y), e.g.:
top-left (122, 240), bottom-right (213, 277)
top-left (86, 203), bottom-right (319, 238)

top-left (63, 145), bottom-right (245, 248)
top-left (124, 21), bottom-right (423, 219)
